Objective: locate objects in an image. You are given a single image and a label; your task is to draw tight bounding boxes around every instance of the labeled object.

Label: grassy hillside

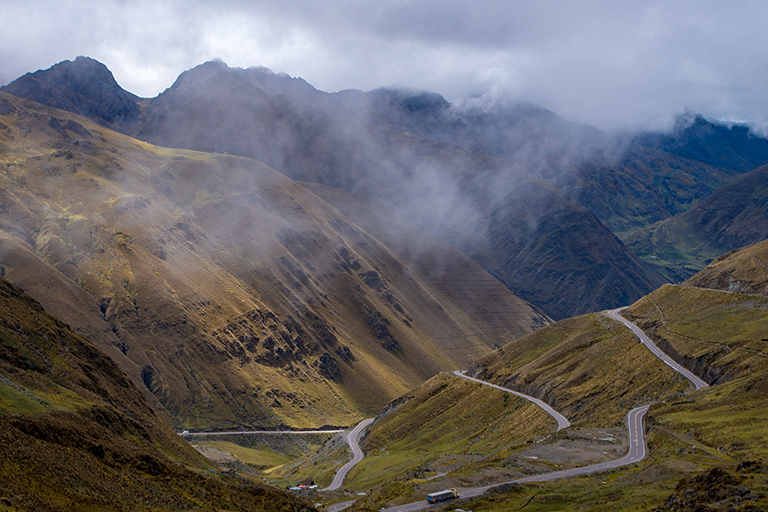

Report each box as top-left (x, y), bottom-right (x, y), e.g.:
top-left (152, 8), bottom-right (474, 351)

top-left (463, 273), bottom-right (768, 510)
top-left (0, 276), bottom-right (316, 512)
top-left (472, 313), bottom-right (692, 426)
top-left (0, 91), bottom-right (546, 430)
top-left (374, 384), bottom-right (767, 512)
top-left (315, 312), bottom-right (691, 510)
top-left (626, 164), bottom-right (768, 282)
top-left (685, 237), bottom-right (768, 296)
top-left (330, 242), bottom-right (768, 510)
top-left (316, 372), bottom-right (558, 509)
top-left (401, 252), bottom-right (768, 510)
top-left (622, 284), bottom-right (768, 384)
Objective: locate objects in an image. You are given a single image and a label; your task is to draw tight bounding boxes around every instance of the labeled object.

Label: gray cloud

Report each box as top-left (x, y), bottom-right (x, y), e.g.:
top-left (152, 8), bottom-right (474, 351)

top-left (3, 0), bottom-right (768, 130)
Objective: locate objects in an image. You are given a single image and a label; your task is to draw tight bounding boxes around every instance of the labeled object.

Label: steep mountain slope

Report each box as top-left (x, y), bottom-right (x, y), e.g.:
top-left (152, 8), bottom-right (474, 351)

top-left (685, 237), bottom-right (768, 295)
top-left (337, 239), bottom-right (768, 510)
top-left (553, 144), bottom-right (745, 238)
top-left (627, 164), bottom-right (768, 281)
top-left (0, 276), bottom-right (316, 512)
top-left (562, 111), bottom-right (768, 239)
top-left (2, 58), bottom-right (667, 320)
top-left (0, 91), bottom-right (546, 430)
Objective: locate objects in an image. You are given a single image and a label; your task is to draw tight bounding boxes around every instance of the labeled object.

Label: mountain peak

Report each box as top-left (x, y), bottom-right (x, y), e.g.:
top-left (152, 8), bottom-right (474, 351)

top-left (636, 109), bottom-right (768, 172)
top-left (166, 59), bottom-right (244, 92)
top-left (673, 106), bottom-right (706, 132)
top-left (370, 87), bottom-right (451, 115)
top-left (0, 56), bottom-right (140, 128)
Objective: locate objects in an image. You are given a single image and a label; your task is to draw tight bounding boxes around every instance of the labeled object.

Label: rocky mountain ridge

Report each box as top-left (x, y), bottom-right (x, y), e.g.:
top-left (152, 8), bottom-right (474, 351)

top-left (0, 57), bottom-right (691, 319)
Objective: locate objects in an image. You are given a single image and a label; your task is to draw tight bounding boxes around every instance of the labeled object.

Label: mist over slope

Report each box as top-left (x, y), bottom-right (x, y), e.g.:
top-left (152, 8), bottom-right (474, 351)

top-left (1, 57), bottom-right (684, 319)
top-left (0, 91), bottom-right (546, 429)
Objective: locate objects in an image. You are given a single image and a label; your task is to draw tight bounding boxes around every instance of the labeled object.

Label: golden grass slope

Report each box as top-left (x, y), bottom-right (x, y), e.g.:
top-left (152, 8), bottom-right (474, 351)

top-left (0, 276), bottom-right (317, 512)
top-left (622, 284), bottom-right (768, 385)
top-left (472, 312), bottom-right (692, 426)
top-left (306, 240), bottom-right (768, 509)
top-left (0, 91), bottom-right (546, 429)
top-left (405, 246), bottom-right (768, 510)
top-left (685, 237), bottom-right (768, 296)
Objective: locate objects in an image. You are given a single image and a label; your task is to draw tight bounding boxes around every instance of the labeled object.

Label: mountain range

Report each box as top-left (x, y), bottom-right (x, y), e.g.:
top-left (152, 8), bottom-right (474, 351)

top-left (1, 56), bottom-right (768, 511)
top-left (2, 56), bottom-right (768, 430)
top-left (2, 57), bottom-right (670, 320)
top-left (6, 57), bottom-right (768, 320)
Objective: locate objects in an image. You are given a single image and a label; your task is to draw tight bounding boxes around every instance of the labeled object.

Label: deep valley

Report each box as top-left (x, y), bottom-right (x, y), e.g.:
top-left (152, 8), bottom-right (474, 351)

top-left (0, 56), bottom-right (767, 512)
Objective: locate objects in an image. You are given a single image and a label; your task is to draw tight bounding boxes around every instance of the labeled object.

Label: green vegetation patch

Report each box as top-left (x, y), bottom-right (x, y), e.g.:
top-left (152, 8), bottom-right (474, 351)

top-left (196, 440), bottom-right (293, 470)
top-left (271, 434), bottom-right (351, 488)
top-left (651, 376), bottom-right (768, 463)
top-left (476, 313), bottom-right (691, 426)
top-left (0, 383), bottom-right (53, 415)
top-left (338, 372), bottom-right (553, 506)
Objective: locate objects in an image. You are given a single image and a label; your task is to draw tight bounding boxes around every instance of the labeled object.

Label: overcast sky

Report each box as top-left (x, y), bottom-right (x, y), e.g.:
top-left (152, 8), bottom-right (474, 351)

top-left (2, 0), bottom-right (768, 131)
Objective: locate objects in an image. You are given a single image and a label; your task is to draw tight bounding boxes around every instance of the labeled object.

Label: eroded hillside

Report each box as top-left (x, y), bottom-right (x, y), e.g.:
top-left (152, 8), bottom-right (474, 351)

top-left (0, 276), bottom-right (317, 512)
top-left (2, 57), bottom-right (670, 320)
top-left (0, 91), bottom-right (546, 429)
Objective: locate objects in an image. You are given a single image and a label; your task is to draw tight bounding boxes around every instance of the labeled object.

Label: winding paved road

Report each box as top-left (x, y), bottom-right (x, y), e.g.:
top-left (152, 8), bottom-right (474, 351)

top-left (325, 309), bottom-right (708, 510)
top-left (380, 405), bottom-right (649, 512)
top-left (607, 308), bottom-right (709, 390)
top-left (322, 418), bottom-right (375, 491)
top-left (453, 370), bottom-right (571, 430)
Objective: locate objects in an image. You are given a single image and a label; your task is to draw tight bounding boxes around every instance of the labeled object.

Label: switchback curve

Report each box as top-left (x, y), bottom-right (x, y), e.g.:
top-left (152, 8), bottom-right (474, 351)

top-left (453, 370), bottom-right (570, 430)
top-left (322, 417), bottom-right (375, 491)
